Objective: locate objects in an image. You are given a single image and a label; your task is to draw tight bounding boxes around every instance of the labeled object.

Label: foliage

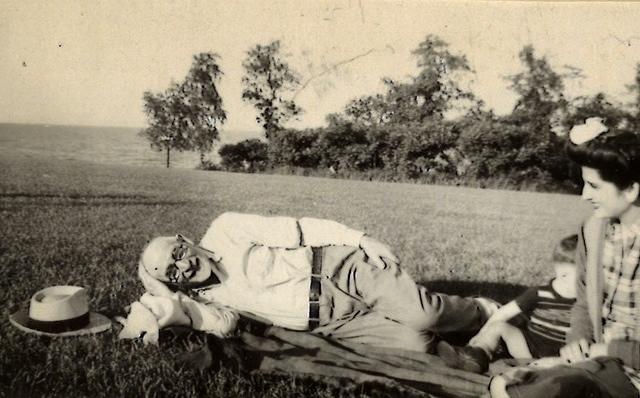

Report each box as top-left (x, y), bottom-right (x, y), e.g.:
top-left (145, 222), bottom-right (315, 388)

top-left (267, 128), bottom-right (321, 168)
top-left (626, 63), bottom-right (640, 127)
top-left (332, 35), bottom-right (474, 128)
top-left (507, 45), bottom-right (569, 120)
top-left (140, 53), bottom-right (226, 167)
top-left (388, 34), bottom-right (474, 123)
top-left (241, 40), bottom-right (303, 138)
top-left (142, 39), bottom-right (640, 191)
top-left (339, 94), bottom-right (389, 126)
top-left (263, 119), bottom-right (470, 184)
top-left (393, 121), bottom-right (462, 178)
top-left (140, 86), bottom-right (190, 156)
top-left (218, 139), bottom-right (268, 172)
top-left (315, 122), bottom-right (370, 171)
top-left (562, 93), bottom-right (632, 133)
top-left (458, 113), bottom-right (540, 179)
top-left (475, 45), bottom-right (578, 183)
top-left (182, 53), bottom-right (228, 161)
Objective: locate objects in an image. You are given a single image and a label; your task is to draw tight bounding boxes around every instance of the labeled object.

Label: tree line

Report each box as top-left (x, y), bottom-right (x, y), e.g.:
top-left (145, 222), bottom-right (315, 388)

top-left (140, 35), bottom-right (640, 192)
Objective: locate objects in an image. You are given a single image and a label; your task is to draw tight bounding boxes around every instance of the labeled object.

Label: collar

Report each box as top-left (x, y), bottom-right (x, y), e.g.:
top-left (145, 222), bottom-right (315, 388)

top-left (608, 217), bottom-right (640, 243)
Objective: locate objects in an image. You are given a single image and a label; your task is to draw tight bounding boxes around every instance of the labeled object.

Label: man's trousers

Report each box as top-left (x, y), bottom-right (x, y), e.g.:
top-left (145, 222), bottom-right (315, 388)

top-left (312, 246), bottom-right (488, 352)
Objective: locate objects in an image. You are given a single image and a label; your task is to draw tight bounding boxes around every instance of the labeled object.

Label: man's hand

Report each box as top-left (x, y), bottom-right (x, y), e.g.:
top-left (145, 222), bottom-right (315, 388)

top-left (359, 235), bottom-right (399, 269)
top-left (560, 338), bottom-right (591, 363)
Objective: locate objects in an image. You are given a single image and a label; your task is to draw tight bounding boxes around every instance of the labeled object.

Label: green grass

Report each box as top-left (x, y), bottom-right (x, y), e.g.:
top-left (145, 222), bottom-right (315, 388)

top-left (0, 152), bottom-right (592, 397)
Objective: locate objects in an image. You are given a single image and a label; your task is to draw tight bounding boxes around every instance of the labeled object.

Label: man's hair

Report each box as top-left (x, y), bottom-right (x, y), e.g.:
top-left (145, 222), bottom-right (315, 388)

top-left (139, 236), bottom-right (185, 294)
top-left (552, 234), bottom-right (579, 265)
top-left (566, 130), bottom-right (640, 190)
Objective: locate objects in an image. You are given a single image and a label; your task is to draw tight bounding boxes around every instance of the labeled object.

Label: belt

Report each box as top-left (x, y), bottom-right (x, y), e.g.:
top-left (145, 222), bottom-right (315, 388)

top-left (309, 247), bottom-right (323, 330)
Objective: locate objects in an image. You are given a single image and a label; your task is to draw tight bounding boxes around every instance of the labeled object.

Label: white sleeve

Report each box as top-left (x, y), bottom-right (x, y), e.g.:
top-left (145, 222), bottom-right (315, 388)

top-left (206, 212), bottom-right (363, 248)
top-left (180, 296), bottom-right (238, 338)
top-left (298, 217), bottom-right (364, 247)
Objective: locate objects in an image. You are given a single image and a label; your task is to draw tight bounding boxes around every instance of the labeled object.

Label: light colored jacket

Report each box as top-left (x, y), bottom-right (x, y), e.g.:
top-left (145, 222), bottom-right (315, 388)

top-left (568, 215), bottom-right (640, 369)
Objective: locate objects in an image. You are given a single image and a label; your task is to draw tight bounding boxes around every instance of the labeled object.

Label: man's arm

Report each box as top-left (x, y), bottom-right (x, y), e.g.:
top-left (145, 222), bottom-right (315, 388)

top-left (206, 212), bottom-right (397, 268)
top-left (208, 212), bottom-right (363, 248)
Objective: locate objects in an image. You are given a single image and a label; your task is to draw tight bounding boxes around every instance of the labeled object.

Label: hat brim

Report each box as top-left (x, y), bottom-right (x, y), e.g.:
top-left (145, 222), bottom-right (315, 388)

top-left (9, 308), bottom-right (111, 337)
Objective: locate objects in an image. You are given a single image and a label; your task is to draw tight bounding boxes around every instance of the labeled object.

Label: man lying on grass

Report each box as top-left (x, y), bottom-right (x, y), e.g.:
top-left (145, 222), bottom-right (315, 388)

top-left (136, 211), bottom-right (497, 352)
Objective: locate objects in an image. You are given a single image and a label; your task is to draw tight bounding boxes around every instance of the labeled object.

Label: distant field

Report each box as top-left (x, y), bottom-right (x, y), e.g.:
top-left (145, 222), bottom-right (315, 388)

top-left (0, 151), bottom-right (592, 397)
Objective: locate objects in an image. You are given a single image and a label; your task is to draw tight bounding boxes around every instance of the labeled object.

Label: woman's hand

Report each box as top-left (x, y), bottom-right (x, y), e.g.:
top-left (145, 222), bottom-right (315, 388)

top-left (588, 343), bottom-right (608, 359)
top-left (560, 338), bottom-right (591, 363)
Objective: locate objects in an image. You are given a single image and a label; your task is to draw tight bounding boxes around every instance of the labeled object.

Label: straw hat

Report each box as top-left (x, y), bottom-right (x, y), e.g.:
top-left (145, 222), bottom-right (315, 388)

top-left (9, 285), bottom-right (111, 337)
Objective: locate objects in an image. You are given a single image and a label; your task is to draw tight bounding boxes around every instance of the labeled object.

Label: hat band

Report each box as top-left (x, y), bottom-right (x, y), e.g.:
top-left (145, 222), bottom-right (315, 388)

top-left (27, 312), bottom-right (90, 333)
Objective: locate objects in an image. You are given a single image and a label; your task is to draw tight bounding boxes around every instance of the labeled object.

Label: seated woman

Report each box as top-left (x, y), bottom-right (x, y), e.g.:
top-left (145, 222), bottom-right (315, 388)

top-left (490, 118), bottom-right (640, 398)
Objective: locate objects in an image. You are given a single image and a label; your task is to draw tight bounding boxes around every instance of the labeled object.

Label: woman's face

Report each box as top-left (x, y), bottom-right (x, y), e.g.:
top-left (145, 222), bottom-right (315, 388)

top-left (581, 166), bottom-right (636, 219)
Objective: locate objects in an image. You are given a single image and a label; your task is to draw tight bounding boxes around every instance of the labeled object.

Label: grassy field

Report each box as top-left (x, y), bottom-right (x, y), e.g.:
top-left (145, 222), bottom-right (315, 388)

top-left (0, 152), bottom-right (592, 397)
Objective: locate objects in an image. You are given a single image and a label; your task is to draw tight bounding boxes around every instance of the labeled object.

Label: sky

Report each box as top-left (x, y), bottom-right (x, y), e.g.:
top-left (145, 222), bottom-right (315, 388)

top-left (2, 0), bottom-right (640, 142)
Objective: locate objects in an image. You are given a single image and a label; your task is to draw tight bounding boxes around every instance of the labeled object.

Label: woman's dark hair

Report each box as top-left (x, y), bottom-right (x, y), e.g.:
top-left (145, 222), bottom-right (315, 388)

top-left (566, 130), bottom-right (640, 190)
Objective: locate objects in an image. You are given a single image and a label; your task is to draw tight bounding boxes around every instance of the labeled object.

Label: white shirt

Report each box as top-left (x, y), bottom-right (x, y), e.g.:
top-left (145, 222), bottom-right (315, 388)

top-left (196, 212), bottom-right (364, 330)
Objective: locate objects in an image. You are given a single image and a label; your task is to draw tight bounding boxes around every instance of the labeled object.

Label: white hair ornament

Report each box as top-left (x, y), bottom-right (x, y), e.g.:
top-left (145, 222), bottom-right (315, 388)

top-left (569, 117), bottom-right (608, 145)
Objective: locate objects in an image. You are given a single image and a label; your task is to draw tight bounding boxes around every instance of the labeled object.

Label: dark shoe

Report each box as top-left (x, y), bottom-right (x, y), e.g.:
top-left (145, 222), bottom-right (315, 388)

top-left (437, 341), bottom-right (490, 374)
top-left (177, 345), bottom-right (213, 370)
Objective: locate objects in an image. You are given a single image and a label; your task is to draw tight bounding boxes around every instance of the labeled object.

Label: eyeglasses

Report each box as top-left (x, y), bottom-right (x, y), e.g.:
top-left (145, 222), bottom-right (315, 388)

top-left (165, 235), bottom-right (195, 283)
top-left (171, 242), bottom-right (189, 262)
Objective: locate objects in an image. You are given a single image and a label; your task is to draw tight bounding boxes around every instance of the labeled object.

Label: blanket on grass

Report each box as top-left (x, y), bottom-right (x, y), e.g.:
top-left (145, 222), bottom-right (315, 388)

top-left (158, 321), bottom-right (491, 398)
top-left (118, 293), bottom-right (490, 397)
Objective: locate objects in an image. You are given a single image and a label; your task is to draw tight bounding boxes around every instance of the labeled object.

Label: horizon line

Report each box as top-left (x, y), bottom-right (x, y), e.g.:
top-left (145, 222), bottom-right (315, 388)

top-left (0, 121), bottom-right (263, 135)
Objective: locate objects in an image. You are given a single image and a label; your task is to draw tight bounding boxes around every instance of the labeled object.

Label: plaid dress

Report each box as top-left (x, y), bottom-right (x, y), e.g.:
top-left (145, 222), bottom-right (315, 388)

top-left (601, 218), bottom-right (640, 390)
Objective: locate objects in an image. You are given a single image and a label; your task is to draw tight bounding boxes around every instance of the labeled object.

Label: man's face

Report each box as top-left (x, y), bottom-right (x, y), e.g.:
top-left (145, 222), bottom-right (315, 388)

top-left (142, 235), bottom-right (214, 284)
top-left (581, 166), bottom-right (636, 220)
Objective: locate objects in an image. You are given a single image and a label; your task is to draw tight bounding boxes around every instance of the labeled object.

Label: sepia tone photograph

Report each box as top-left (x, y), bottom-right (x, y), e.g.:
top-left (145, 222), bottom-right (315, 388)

top-left (2, 1), bottom-right (640, 397)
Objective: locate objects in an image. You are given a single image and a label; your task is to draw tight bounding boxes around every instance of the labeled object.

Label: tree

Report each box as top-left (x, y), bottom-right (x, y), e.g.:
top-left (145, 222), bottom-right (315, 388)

top-left (502, 45), bottom-right (579, 182)
top-left (140, 85), bottom-right (187, 168)
top-left (140, 52), bottom-right (226, 167)
top-left (267, 128), bottom-right (321, 168)
top-left (508, 45), bottom-right (570, 122)
top-left (241, 40), bottom-right (303, 139)
top-left (182, 53), bottom-right (227, 163)
top-left (626, 63), bottom-right (640, 129)
top-left (458, 113), bottom-right (534, 179)
top-left (341, 94), bottom-right (390, 126)
top-left (383, 35), bottom-right (474, 124)
top-left (333, 35), bottom-right (474, 131)
top-left (563, 93), bottom-right (631, 132)
top-left (316, 122), bottom-right (370, 171)
top-left (218, 139), bottom-right (268, 172)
